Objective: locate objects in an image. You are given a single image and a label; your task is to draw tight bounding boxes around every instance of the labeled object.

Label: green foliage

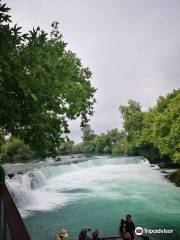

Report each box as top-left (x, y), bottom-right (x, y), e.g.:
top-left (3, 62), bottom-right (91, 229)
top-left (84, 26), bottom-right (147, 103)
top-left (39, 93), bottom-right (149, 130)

top-left (57, 89), bottom-right (179, 164)
top-left (149, 90), bottom-right (180, 163)
top-left (71, 128), bottom-right (126, 155)
top-left (81, 140), bottom-right (97, 154)
top-left (119, 100), bottom-right (144, 152)
top-left (0, 165), bottom-right (6, 181)
top-left (81, 125), bottom-right (97, 142)
top-left (112, 133), bottom-right (128, 155)
top-left (120, 89), bottom-right (180, 163)
top-left (0, 2), bottom-right (96, 158)
top-left (0, 130), bottom-right (5, 151)
top-left (72, 143), bottom-right (84, 154)
top-left (0, 138), bottom-right (35, 163)
top-left (93, 134), bottom-right (108, 154)
top-left (59, 140), bottom-right (74, 154)
top-left (92, 129), bottom-right (124, 154)
top-left (119, 100), bottom-right (143, 132)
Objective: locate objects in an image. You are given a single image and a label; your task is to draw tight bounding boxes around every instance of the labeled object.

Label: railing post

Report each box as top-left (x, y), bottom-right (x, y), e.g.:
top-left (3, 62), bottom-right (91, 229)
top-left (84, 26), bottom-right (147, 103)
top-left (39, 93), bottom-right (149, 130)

top-left (0, 165), bottom-right (6, 240)
top-left (4, 209), bottom-right (11, 240)
top-left (0, 197), bottom-right (4, 239)
top-left (0, 164), bottom-right (31, 240)
top-left (0, 182), bottom-right (31, 240)
top-left (1, 182), bottom-right (11, 240)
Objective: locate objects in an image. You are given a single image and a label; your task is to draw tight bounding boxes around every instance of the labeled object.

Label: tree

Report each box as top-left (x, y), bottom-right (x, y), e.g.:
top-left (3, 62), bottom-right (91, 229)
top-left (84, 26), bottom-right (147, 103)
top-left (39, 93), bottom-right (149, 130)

top-left (119, 90), bottom-right (180, 163)
top-left (59, 140), bottom-right (74, 154)
top-left (94, 134), bottom-right (109, 154)
top-left (111, 131), bottom-right (127, 155)
top-left (119, 100), bottom-right (144, 153)
top-left (0, 3), bottom-right (96, 158)
top-left (0, 130), bottom-right (5, 151)
top-left (150, 90), bottom-right (180, 163)
top-left (0, 137), bottom-right (35, 163)
top-left (81, 124), bottom-right (96, 142)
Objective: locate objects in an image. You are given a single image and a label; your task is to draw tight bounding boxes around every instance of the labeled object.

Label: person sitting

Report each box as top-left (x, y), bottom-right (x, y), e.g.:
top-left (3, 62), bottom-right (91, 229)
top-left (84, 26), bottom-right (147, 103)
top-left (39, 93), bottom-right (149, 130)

top-left (79, 229), bottom-right (88, 240)
top-left (125, 215), bottom-right (135, 240)
top-left (85, 228), bottom-right (93, 240)
top-left (79, 228), bottom-right (93, 240)
top-left (119, 219), bottom-right (131, 240)
top-left (92, 230), bottom-right (99, 240)
top-left (143, 237), bottom-right (150, 240)
top-left (55, 229), bottom-right (68, 240)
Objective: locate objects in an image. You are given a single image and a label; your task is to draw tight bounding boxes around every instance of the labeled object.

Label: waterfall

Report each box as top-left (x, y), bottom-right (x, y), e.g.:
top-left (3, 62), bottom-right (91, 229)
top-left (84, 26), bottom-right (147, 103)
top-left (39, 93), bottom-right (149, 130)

top-left (6, 156), bottom-right (150, 216)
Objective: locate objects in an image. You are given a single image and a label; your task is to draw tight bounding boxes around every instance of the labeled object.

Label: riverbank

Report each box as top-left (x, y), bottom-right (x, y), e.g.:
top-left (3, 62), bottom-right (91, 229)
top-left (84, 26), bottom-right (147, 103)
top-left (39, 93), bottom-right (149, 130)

top-left (165, 169), bottom-right (180, 187)
top-left (148, 158), bottom-right (180, 187)
top-left (147, 157), bottom-right (179, 169)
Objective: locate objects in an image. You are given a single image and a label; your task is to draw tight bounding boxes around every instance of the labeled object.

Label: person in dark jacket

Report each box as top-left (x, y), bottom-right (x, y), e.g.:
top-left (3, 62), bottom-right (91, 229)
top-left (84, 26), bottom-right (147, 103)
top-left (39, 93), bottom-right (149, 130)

top-left (92, 230), bottom-right (99, 240)
top-left (79, 228), bottom-right (93, 240)
top-left (79, 229), bottom-right (87, 240)
top-left (125, 215), bottom-right (135, 240)
top-left (119, 219), bottom-right (131, 240)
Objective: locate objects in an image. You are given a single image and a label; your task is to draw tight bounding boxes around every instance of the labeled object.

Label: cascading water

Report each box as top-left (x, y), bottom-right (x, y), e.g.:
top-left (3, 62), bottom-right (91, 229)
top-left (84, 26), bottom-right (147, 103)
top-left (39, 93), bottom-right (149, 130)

top-left (6, 156), bottom-right (147, 213)
top-left (5, 156), bottom-right (180, 240)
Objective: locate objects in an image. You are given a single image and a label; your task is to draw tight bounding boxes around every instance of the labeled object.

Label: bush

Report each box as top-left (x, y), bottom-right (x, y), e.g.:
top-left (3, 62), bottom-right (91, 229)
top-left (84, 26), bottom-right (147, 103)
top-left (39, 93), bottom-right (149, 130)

top-left (0, 138), bottom-right (35, 163)
top-left (72, 143), bottom-right (84, 154)
top-left (0, 165), bottom-right (6, 181)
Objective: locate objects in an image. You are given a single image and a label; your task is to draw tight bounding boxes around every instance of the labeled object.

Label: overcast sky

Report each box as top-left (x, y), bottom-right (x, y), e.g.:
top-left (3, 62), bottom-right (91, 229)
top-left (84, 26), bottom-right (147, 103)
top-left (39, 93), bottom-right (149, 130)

top-left (6, 0), bottom-right (180, 142)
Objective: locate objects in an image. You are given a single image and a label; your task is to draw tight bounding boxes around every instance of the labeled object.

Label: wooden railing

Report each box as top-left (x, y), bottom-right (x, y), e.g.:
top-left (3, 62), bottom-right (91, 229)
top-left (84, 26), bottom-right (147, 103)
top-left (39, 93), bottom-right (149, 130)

top-left (98, 237), bottom-right (124, 240)
top-left (0, 181), bottom-right (31, 240)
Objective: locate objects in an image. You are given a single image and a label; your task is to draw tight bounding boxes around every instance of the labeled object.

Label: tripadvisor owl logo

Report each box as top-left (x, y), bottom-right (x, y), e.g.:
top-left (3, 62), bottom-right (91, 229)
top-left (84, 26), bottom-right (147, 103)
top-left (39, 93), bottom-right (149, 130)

top-left (135, 226), bottom-right (174, 236)
top-left (135, 227), bottom-right (144, 236)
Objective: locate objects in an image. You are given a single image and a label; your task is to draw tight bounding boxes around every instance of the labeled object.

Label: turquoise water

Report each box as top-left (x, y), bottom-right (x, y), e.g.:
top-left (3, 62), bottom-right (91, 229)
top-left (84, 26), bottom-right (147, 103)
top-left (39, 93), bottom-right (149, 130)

top-left (7, 156), bottom-right (180, 240)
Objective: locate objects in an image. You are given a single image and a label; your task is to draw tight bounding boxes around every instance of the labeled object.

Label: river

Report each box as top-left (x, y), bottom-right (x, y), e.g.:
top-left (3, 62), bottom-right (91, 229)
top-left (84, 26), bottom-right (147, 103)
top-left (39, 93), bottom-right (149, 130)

top-left (6, 156), bottom-right (180, 240)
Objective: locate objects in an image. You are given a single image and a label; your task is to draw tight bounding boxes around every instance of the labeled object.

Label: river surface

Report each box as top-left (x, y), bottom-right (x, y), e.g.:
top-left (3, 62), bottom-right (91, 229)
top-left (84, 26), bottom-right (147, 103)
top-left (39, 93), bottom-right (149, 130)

top-left (6, 156), bottom-right (180, 240)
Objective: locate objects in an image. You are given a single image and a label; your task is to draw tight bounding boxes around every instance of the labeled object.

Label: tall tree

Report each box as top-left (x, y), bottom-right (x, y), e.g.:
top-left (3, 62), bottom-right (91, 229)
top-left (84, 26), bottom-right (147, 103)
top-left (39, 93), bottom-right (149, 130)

top-left (81, 124), bottom-right (96, 142)
top-left (0, 3), bottom-right (96, 157)
top-left (151, 90), bottom-right (180, 162)
top-left (119, 100), bottom-right (144, 153)
top-left (119, 90), bottom-right (180, 163)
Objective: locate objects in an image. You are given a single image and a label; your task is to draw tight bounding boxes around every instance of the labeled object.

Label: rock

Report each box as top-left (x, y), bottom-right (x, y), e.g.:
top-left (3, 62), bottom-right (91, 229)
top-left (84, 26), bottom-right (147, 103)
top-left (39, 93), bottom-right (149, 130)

top-left (55, 157), bottom-right (61, 161)
top-left (158, 162), bottom-right (166, 168)
top-left (158, 161), bottom-right (179, 169)
top-left (8, 173), bottom-right (15, 179)
top-left (166, 169), bottom-right (180, 187)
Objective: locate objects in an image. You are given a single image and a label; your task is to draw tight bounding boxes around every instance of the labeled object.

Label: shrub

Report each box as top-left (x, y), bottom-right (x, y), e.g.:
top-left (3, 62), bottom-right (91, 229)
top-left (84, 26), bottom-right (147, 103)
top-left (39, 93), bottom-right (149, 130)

top-left (0, 165), bottom-right (5, 181)
top-left (0, 138), bottom-right (35, 163)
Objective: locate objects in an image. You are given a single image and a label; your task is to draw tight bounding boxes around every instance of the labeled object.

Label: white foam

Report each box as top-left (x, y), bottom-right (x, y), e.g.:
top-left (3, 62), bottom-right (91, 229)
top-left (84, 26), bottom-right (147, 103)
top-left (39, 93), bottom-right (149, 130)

top-left (7, 156), bottom-right (169, 217)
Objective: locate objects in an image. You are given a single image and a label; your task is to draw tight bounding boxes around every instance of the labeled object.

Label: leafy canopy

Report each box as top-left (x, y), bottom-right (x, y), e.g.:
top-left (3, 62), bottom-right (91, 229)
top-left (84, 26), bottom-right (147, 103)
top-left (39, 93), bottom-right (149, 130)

top-left (119, 90), bottom-right (180, 163)
top-left (0, 137), bottom-right (35, 163)
top-left (0, 2), bottom-right (96, 158)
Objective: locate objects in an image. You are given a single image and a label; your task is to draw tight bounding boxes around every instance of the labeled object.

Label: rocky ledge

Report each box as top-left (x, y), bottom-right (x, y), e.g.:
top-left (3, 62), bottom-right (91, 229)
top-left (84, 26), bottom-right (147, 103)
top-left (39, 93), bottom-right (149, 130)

top-left (165, 169), bottom-right (180, 187)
